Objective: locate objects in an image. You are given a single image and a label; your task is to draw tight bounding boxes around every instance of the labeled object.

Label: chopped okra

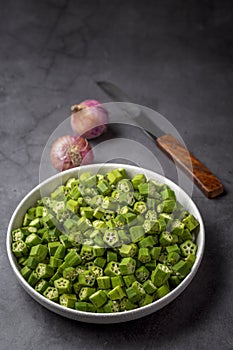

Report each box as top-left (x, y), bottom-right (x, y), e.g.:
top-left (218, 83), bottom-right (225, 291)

top-left (11, 167), bottom-right (200, 313)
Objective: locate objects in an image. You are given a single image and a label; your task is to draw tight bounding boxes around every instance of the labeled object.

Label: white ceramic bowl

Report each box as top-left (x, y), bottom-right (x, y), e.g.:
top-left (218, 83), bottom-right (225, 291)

top-left (6, 163), bottom-right (205, 323)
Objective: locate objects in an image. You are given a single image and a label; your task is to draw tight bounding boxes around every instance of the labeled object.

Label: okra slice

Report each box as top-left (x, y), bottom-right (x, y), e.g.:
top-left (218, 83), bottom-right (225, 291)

top-left (167, 252), bottom-right (180, 265)
top-left (117, 179), bottom-right (132, 193)
top-left (159, 232), bottom-right (174, 246)
top-left (129, 225), bottom-right (145, 243)
top-left (59, 294), bottom-right (77, 308)
top-left (97, 276), bottom-right (111, 289)
top-left (28, 271), bottom-right (40, 286)
top-left (103, 300), bottom-right (120, 313)
top-left (20, 266), bottom-right (32, 280)
top-left (12, 228), bottom-right (25, 242)
top-left (94, 257), bottom-right (106, 268)
top-left (54, 277), bottom-right (72, 294)
top-left (35, 279), bottom-right (49, 294)
top-left (138, 236), bottom-right (157, 248)
top-left (75, 301), bottom-right (96, 313)
top-left (126, 281), bottom-right (145, 303)
top-left (118, 192), bottom-right (135, 206)
top-left (138, 247), bottom-right (151, 263)
top-left (97, 179), bottom-right (111, 195)
top-left (80, 245), bottom-right (94, 261)
top-left (182, 214), bottom-right (200, 232)
top-left (135, 266), bottom-right (150, 283)
top-left (78, 270), bottom-right (96, 287)
top-left (123, 274), bottom-right (136, 288)
top-left (151, 263), bottom-right (172, 287)
top-left (108, 285), bottom-right (126, 300)
top-left (25, 233), bottom-right (42, 247)
top-left (180, 240), bottom-right (197, 257)
top-left (43, 286), bottom-right (59, 302)
top-left (64, 249), bottom-right (82, 266)
top-left (111, 275), bottom-right (124, 288)
top-left (54, 244), bottom-right (66, 259)
top-left (104, 261), bottom-right (121, 277)
top-left (172, 260), bottom-right (190, 278)
top-left (131, 174), bottom-right (146, 190)
top-left (91, 266), bottom-right (103, 278)
top-left (79, 287), bottom-right (96, 301)
top-left (119, 257), bottom-right (136, 275)
top-left (36, 263), bottom-right (54, 279)
top-left (12, 240), bottom-right (28, 258)
top-left (185, 254), bottom-right (196, 269)
top-left (103, 229), bottom-right (119, 247)
top-left (156, 283), bottom-right (170, 299)
top-left (89, 290), bottom-right (108, 308)
top-left (62, 267), bottom-right (78, 281)
top-left (143, 279), bottom-right (157, 294)
top-left (139, 293), bottom-right (154, 307)
top-left (133, 201), bottom-right (147, 215)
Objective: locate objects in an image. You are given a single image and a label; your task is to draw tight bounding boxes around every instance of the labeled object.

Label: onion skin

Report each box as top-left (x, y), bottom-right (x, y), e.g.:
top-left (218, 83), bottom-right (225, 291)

top-left (50, 135), bottom-right (93, 171)
top-left (71, 99), bottom-right (109, 139)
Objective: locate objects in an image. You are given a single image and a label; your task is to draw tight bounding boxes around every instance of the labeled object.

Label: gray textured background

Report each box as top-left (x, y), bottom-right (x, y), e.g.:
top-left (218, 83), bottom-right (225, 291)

top-left (0, 0), bottom-right (233, 349)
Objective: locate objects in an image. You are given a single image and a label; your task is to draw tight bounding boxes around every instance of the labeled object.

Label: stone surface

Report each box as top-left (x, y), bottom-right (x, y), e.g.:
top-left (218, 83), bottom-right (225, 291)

top-left (0, 0), bottom-right (233, 349)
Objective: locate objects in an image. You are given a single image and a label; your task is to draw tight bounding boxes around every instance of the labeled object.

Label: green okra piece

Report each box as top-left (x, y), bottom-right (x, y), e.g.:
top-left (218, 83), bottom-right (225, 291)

top-left (169, 275), bottom-right (181, 288)
top-left (118, 192), bottom-right (135, 206)
top-left (138, 235), bottom-right (157, 248)
top-left (80, 206), bottom-right (94, 219)
top-left (149, 247), bottom-right (161, 260)
top-left (36, 263), bottom-right (54, 279)
top-left (157, 199), bottom-right (176, 214)
top-left (167, 252), bottom-right (180, 265)
top-left (111, 275), bottom-right (124, 288)
top-left (66, 199), bottom-right (79, 213)
top-left (131, 174), bottom-right (146, 190)
top-left (79, 287), bottom-right (96, 301)
top-left (126, 281), bottom-right (145, 303)
top-left (145, 210), bottom-right (157, 221)
top-left (145, 260), bottom-right (157, 271)
top-left (133, 201), bottom-right (147, 214)
top-left (97, 179), bottom-right (111, 195)
top-left (12, 240), bottom-right (28, 258)
top-left (119, 257), bottom-right (136, 275)
top-left (106, 250), bottom-right (118, 262)
top-left (182, 214), bottom-right (200, 232)
top-left (143, 219), bottom-right (160, 234)
top-left (54, 277), bottom-right (72, 294)
top-left (138, 247), bottom-right (151, 263)
top-left (104, 261), bottom-right (121, 277)
top-left (35, 279), bottom-right (49, 294)
top-left (117, 179), bottom-right (132, 193)
top-left (180, 240), bottom-right (197, 257)
top-left (78, 270), bottom-right (96, 287)
top-left (12, 228), bottom-right (25, 242)
top-left (166, 244), bottom-right (180, 254)
top-left (119, 243), bottom-right (138, 258)
top-left (129, 225), bottom-right (145, 243)
top-left (143, 279), bottom-right (157, 294)
top-left (28, 271), bottom-right (40, 287)
top-left (29, 218), bottom-right (41, 229)
top-left (103, 300), bottom-right (120, 313)
top-left (146, 198), bottom-right (158, 210)
top-left (43, 286), bottom-right (59, 302)
top-left (25, 256), bottom-right (39, 269)
top-left (103, 229), bottom-right (119, 247)
top-left (91, 265), bottom-right (103, 278)
top-left (20, 266), bottom-right (32, 280)
top-left (97, 276), bottom-right (111, 289)
top-left (35, 206), bottom-right (44, 217)
top-left (159, 231), bottom-right (174, 246)
top-left (25, 233), bottom-right (42, 247)
top-left (172, 260), bottom-right (190, 278)
top-left (156, 283), bottom-right (170, 299)
top-left (106, 169), bottom-right (123, 185)
top-left (94, 257), bottom-right (106, 268)
top-left (170, 220), bottom-right (185, 236)
top-left (60, 294), bottom-right (77, 309)
top-left (80, 245), bottom-right (94, 261)
top-left (123, 274), bottom-right (136, 288)
top-left (69, 186), bottom-right (81, 200)
top-left (151, 263), bottom-right (172, 287)
top-left (54, 244), bottom-right (66, 259)
top-left (185, 254), bottom-right (196, 269)
top-left (23, 213), bottom-right (34, 226)
top-left (64, 250), bottom-right (82, 267)
top-left (93, 246), bottom-right (105, 257)
top-left (75, 301), bottom-right (96, 313)
top-left (62, 267), bottom-right (78, 281)
top-left (48, 241), bottom-right (61, 256)
top-left (135, 266), bottom-right (150, 283)
top-left (108, 285), bottom-right (126, 300)
top-left (139, 293), bottom-right (154, 307)
top-left (118, 229), bottom-right (130, 243)
top-left (89, 290), bottom-right (108, 308)
top-left (161, 188), bottom-right (175, 200)
top-left (73, 281), bottom-right (82, 294)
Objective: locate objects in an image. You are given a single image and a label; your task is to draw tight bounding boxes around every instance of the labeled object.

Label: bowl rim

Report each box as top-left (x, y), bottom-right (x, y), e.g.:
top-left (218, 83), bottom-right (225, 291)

top-left (6, 163), bottom-right (205, 323)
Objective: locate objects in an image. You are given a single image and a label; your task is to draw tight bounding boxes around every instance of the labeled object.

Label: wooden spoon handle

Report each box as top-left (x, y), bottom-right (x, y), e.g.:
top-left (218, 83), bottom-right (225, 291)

top-left (156, 134), bottom-right (224, 198)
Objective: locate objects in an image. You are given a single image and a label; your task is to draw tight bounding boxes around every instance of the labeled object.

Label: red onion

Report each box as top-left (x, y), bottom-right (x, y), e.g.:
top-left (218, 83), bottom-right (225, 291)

top-left (70, 99), bottom-right (109, 139)
top-left (50, 135), bottom-right (93, 171)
